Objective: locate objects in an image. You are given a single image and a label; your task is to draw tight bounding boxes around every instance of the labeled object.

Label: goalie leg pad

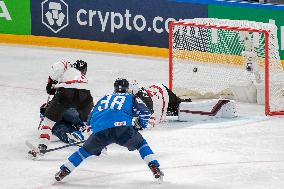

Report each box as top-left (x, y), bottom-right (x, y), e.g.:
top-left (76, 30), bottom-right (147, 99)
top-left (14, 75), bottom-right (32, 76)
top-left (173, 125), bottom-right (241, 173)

top-left (178, 99), bottom-right (237, 121)
top-left (220, 100), bottom-right (237, 118)
top-left (39, 118), bottom-right (56, 146)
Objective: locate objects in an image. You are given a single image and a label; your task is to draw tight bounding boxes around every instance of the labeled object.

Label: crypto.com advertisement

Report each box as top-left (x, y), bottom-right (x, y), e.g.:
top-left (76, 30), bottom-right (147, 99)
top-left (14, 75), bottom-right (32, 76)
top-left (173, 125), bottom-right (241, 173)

top-left (30, 0), bottom-right (207, 48)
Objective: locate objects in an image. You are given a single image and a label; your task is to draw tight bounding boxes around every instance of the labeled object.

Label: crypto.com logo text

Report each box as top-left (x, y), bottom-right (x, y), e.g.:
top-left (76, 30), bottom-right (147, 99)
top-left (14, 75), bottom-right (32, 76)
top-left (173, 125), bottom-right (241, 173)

top-left (41, 0), bottom-right (68, 33)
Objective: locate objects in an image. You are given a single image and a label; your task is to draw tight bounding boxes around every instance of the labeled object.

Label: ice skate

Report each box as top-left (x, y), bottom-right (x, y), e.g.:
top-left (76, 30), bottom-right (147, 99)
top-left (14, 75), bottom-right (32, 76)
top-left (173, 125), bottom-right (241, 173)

top-left (55, 166), bottom-right (71, 181)
top-left (148, 162), bottom-right (164, 183)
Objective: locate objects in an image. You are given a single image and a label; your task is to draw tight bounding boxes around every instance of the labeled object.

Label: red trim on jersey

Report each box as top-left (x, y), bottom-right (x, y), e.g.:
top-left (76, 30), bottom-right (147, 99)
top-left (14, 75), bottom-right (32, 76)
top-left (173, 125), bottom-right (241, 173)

top-left (60, 61), bottom-right (69, 71)
top-left (179, 100), bottom-right (229, 116)
top-left (41, 125), bottom-right (51, 130)
top-left (146, 89), bottom-right (156, 97)
top-left (40, 134), bottom-right (51, 140)
top-left (59, 80), bottom-right (87, 84)
top-left (148, 85), bottom-right (166, 122)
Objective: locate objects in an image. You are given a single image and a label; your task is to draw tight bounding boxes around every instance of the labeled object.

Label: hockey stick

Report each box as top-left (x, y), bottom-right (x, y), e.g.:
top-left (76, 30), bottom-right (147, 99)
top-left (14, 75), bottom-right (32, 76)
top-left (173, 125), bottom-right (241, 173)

top-left (40, 140), bottom-right (86, 154)
top-left (37, 95), bottom-right (51, 130)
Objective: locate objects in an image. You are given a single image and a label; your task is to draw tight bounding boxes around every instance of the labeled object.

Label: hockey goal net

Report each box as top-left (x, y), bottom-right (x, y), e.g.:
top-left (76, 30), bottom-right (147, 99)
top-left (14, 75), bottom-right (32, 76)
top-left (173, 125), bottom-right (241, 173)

top-left (169, 18), bottom-right (284, 116)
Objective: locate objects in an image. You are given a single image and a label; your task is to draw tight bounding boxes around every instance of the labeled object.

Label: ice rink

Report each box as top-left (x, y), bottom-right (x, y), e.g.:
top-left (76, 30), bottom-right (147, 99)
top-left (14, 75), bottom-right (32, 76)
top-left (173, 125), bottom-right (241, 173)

top-left (0, 44), bottom-right (284, 189)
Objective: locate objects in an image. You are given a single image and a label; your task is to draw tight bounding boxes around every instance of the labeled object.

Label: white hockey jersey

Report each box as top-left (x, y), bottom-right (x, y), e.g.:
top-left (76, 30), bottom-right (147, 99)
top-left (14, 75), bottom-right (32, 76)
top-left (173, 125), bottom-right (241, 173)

top-left (132, 83), bottom-right (170, 125)
top-left (49, 61), bottom-right (89, 90)
top-left (146, 84), bottom-right (169, 124)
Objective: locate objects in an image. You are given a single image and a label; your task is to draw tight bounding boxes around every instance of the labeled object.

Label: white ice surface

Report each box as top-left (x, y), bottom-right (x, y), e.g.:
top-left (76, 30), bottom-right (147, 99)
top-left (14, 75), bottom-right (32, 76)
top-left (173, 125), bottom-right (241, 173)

top-left (0, 44), bottom-right (284, 189)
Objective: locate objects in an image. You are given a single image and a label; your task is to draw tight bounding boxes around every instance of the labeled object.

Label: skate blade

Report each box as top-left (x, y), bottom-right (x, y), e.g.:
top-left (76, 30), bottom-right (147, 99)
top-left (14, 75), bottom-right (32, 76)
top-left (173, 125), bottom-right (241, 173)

top-left (55, 175), bottom-right (62, 182)
top-left (156, 175), bottom-right (164, 184)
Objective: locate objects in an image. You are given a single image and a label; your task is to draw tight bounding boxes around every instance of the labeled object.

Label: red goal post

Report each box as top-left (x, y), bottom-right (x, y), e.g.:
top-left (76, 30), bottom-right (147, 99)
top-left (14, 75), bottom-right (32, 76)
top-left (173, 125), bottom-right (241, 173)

top-left (168, 18), bottom-right (284, 116)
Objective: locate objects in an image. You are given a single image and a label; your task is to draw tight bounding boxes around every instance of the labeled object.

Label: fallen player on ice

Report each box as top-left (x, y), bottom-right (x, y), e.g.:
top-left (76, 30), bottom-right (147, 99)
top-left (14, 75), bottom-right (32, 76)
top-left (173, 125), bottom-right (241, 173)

top-left (128, 80), bottom-right (237, 125)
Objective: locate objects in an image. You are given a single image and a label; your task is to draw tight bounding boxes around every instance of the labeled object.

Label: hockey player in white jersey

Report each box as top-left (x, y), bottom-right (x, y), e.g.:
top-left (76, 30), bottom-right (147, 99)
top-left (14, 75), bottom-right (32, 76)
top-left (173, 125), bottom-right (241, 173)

top-left (129, 81), bottom-right (191, 125)
top-left (28, 60), bottom-right (94, 158)
top-left (130, 81), bottom-right (237, 124)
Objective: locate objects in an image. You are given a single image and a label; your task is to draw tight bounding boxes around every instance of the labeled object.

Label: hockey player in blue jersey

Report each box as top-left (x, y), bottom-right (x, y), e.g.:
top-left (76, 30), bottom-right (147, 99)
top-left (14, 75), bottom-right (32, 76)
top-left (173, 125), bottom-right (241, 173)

top-left (39, 103), bottom-right (86, 144)
top-left (54, 78), bottom-right (164, 182)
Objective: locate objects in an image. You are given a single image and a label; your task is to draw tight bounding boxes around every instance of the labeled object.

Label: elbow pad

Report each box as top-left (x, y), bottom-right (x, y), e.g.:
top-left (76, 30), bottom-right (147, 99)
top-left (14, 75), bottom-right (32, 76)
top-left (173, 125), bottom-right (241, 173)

top-left (46, 77), bottom-right (58, 95)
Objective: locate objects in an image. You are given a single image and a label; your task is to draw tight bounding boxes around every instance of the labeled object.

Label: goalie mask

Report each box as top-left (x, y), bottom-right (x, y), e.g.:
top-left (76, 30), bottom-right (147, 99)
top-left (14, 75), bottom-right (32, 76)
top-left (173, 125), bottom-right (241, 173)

top-left (73, 60), bottom-right (87, 75)
top-left (114, 78), bottom-right (129, 93)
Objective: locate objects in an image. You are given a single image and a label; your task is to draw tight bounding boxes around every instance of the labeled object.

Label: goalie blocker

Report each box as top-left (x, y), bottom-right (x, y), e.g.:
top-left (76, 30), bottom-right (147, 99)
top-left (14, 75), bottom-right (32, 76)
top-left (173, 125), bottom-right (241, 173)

top-left (178, 99), bottom-right (237, 122)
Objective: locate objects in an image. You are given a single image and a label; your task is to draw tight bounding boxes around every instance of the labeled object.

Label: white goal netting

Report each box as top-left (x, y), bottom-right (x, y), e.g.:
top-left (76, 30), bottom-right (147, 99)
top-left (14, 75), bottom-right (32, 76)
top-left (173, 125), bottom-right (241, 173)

top-left (169, 18), bottom-right (284, 115)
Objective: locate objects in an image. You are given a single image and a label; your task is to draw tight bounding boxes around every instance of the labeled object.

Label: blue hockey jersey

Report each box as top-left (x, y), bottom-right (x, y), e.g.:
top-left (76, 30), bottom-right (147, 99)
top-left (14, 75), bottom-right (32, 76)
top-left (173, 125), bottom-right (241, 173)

top-left (88, 92), bottom-right (151, 134)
